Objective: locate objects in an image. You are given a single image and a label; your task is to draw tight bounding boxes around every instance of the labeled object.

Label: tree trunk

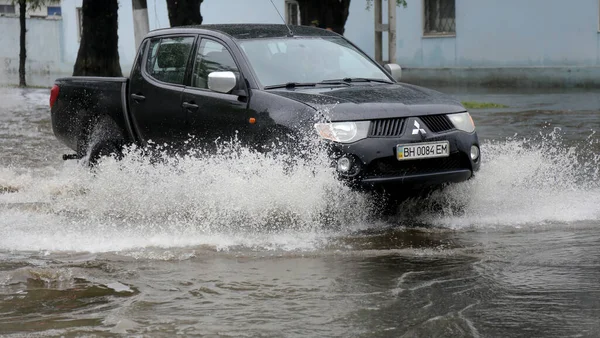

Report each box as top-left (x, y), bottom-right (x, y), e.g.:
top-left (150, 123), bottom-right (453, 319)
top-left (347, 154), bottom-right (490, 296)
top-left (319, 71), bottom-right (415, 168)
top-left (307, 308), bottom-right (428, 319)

top-left (73, 0), bottom-right (122, 77)
top-left (297, 0), bottom-right (351, 35)
top-left (18, 0), bottom-right (26, 87)
top-left (166, 0), bottom-right (203, 27)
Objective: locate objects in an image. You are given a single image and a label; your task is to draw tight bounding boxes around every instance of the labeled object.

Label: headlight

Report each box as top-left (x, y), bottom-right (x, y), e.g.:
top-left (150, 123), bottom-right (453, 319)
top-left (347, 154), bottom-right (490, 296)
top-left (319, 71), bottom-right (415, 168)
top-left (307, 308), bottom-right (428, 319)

top-left (448, 112), bottom-right (475, 133)
top-left (314, 121), bottom-right (370, 143)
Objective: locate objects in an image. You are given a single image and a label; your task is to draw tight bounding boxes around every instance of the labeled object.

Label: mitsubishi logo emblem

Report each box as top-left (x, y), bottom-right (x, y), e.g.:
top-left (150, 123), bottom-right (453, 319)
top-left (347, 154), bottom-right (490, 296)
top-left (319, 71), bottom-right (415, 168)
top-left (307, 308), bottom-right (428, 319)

top-left (412, 120), bottom-right (426, 136)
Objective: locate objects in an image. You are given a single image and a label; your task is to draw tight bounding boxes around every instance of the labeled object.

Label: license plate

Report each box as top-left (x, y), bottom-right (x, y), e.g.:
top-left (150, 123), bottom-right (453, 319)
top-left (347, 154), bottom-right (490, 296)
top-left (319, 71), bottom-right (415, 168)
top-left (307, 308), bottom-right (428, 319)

top-left (396, 141), bottom-right (450, 161)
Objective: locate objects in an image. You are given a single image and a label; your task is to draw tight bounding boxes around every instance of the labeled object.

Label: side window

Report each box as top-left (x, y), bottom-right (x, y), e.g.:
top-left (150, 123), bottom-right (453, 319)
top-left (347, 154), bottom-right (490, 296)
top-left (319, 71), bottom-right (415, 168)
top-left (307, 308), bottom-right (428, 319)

top-left (192, 39), bottom-right (239, 89)
top-left (145, 36), bottom-right (194, 85)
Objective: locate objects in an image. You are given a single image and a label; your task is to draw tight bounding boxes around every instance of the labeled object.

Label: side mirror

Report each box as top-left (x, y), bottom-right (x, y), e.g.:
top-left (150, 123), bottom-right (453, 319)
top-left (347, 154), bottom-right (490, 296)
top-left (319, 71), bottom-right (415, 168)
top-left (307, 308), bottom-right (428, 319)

top-left (384, 63), bottom-right (402, 82)
top-left (208, 71), bottom-right (237, 94)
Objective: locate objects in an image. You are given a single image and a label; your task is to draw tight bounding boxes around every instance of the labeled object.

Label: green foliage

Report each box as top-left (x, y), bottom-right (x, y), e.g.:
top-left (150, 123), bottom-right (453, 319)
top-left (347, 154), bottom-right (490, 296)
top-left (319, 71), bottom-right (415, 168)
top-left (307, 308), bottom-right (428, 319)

top-left (365, 0), bottom-right (408, 10)
top-left (461, 101), bottom-right (509, 109)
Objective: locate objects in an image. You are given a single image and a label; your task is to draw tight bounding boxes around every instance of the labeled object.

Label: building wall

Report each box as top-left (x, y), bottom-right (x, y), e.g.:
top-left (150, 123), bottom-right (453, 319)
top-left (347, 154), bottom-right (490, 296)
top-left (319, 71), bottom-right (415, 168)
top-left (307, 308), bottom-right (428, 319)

top-left (392, 0), bottom-right (600, 68)
top-left (2, 0), bottom-right (600, 87)
top-left (0, 16), bottom-right (66, 86)
top-left (391, 0), bottom-right (600, 86)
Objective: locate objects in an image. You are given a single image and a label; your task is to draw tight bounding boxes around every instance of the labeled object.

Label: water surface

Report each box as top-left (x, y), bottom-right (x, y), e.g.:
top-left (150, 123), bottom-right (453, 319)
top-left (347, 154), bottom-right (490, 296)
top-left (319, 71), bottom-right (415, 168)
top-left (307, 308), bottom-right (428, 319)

top-left (1, 87), bottom-right (599, 337)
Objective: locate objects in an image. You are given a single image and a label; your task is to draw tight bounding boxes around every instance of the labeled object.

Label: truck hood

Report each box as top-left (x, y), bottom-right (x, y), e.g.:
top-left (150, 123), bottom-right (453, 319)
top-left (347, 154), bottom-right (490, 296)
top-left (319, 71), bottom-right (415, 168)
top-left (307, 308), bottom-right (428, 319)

top-left (266, 83), bottom-right (466, 121)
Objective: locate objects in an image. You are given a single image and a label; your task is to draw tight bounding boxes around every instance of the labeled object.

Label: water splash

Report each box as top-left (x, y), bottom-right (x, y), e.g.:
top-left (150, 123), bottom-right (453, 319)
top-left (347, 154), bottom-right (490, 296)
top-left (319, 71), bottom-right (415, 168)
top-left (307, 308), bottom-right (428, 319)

top-left (0, 130), bottom-right (599, 253)
top-left (404, 129), bottom-right (600, 228)
top-left (0, 138), bottom-right (379, 253)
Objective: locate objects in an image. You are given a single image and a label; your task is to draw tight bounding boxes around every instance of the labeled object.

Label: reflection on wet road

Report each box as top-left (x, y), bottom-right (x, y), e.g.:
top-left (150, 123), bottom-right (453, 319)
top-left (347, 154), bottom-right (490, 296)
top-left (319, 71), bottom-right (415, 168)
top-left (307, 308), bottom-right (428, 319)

top-left (0, 87), bottom-right (599, 337)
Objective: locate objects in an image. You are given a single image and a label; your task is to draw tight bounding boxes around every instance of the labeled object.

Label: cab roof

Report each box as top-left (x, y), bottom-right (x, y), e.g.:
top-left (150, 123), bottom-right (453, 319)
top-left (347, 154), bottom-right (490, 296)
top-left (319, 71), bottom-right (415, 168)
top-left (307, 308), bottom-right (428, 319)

top-left (146, 24), bottom-right (339, 40)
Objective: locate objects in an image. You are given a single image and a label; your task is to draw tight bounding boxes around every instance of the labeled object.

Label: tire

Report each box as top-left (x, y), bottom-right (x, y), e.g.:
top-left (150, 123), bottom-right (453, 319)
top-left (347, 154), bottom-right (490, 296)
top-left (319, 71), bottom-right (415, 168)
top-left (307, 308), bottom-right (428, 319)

top-left (87, 139), bottom-right (123, 167)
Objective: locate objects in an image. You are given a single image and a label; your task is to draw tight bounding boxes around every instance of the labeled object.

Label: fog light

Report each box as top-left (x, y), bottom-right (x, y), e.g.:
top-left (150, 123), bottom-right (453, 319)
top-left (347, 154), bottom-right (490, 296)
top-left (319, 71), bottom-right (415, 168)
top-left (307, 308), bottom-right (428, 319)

top-left (337, 156), bottom-right (352, 172)
top-left (470, 145), bottom-right (480, 161)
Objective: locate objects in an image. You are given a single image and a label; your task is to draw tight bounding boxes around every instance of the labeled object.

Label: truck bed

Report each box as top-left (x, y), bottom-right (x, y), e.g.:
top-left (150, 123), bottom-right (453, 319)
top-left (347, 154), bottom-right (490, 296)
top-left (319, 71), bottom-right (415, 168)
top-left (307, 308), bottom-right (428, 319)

top-left (51, 77), bottom-right (132, 153)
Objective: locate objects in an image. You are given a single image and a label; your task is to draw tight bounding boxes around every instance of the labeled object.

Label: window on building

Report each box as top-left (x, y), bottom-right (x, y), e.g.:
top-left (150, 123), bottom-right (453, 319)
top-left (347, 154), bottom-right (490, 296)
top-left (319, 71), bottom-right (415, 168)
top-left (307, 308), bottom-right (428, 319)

top-left (192, 39), bottom-right (239, 89)
top-left (145, 36), bottom-right (195, 85)
top-left (424, 0), bottom-right (455, 36)
top-left (285, 0), bottom-right (300, 25)
top-left (0, 4), bottom-right (16, 15)
top-left (47, 6), bottom-right (61, 16)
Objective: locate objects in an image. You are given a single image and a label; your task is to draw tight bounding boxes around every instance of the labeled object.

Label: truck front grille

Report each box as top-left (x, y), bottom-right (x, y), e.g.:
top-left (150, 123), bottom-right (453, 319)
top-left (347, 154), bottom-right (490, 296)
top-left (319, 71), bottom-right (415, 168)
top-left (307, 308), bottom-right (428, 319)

top-left (420, 115), bottom-right (455, 133)
top-left (367, 115), bottom-right (454, 138)
top-left (368, 118), bottom-right (405, 137)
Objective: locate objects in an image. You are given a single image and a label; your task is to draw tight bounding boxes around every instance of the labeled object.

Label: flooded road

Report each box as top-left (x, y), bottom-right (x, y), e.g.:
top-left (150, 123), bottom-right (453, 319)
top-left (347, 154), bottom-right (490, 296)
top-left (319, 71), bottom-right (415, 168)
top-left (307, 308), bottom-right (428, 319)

top-left (1, 87), bottom-right (599, 337)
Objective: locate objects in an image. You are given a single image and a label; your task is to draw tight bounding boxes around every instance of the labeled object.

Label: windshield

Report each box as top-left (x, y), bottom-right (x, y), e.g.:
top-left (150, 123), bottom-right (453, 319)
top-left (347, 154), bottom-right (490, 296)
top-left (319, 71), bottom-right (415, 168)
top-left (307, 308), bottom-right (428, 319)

top-left (238, 37), bottom-right (391, 88)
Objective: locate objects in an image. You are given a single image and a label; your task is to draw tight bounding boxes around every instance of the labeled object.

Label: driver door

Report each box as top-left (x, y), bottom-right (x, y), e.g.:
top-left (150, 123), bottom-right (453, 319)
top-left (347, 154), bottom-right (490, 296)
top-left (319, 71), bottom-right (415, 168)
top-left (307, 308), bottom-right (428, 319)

top-left (181, 37), bottom-right (249, 151)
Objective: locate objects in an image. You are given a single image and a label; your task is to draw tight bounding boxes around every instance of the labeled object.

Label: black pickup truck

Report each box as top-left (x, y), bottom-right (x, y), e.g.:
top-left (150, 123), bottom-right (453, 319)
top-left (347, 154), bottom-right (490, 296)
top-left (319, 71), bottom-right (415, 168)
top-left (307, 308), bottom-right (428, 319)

top-left (50, 24), bottom-right (480, 195)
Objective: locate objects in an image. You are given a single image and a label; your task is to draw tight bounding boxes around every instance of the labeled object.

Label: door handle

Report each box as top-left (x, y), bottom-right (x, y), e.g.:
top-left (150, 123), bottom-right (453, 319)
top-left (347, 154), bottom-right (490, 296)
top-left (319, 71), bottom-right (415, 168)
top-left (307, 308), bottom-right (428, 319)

top-left (131, 94), bottom-right (146, 102)
top-left (182, 101), bottom-right (199, 111)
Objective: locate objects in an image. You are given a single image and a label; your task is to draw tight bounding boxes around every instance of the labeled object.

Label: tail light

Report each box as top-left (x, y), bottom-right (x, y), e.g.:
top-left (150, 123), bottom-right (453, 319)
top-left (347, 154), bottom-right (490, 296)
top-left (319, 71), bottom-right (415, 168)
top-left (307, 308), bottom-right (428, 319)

top-left (50, 84), bottom-right (59, 108)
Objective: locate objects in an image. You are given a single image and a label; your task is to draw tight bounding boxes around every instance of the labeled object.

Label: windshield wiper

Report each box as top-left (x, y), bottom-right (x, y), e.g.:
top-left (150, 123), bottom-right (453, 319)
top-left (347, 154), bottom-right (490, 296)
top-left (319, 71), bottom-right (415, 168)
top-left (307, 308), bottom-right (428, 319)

top-left (326, 77), bottom-right (394, 84)
top-left (264, 79), bottom-right (374, 90)
top-left (264, 82), bottom-right (317, 90)
top-left (318, 80), bottom-right (352, 86)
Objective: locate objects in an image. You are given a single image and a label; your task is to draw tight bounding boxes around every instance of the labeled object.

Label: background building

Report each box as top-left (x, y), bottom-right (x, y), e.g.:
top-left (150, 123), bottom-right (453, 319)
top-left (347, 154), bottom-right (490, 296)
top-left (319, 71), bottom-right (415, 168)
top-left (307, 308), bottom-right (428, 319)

top-left (0, 0), bottom-right (169, 86)
top-left (2, 0), bottom-right (600, 87)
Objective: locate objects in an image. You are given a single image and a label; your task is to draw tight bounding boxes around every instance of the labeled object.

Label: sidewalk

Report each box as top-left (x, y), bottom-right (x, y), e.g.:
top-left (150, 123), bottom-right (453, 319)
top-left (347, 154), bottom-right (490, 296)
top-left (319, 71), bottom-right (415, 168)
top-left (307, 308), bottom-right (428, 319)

top-left (434, 87), bottom-right (600, 113)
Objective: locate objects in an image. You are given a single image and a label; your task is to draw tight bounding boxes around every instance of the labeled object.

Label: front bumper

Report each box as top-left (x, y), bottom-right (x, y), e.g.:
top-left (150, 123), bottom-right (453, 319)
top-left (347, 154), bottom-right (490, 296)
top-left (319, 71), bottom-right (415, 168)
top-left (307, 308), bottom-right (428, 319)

top-left (328, 129), bottom-right (481, 193)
